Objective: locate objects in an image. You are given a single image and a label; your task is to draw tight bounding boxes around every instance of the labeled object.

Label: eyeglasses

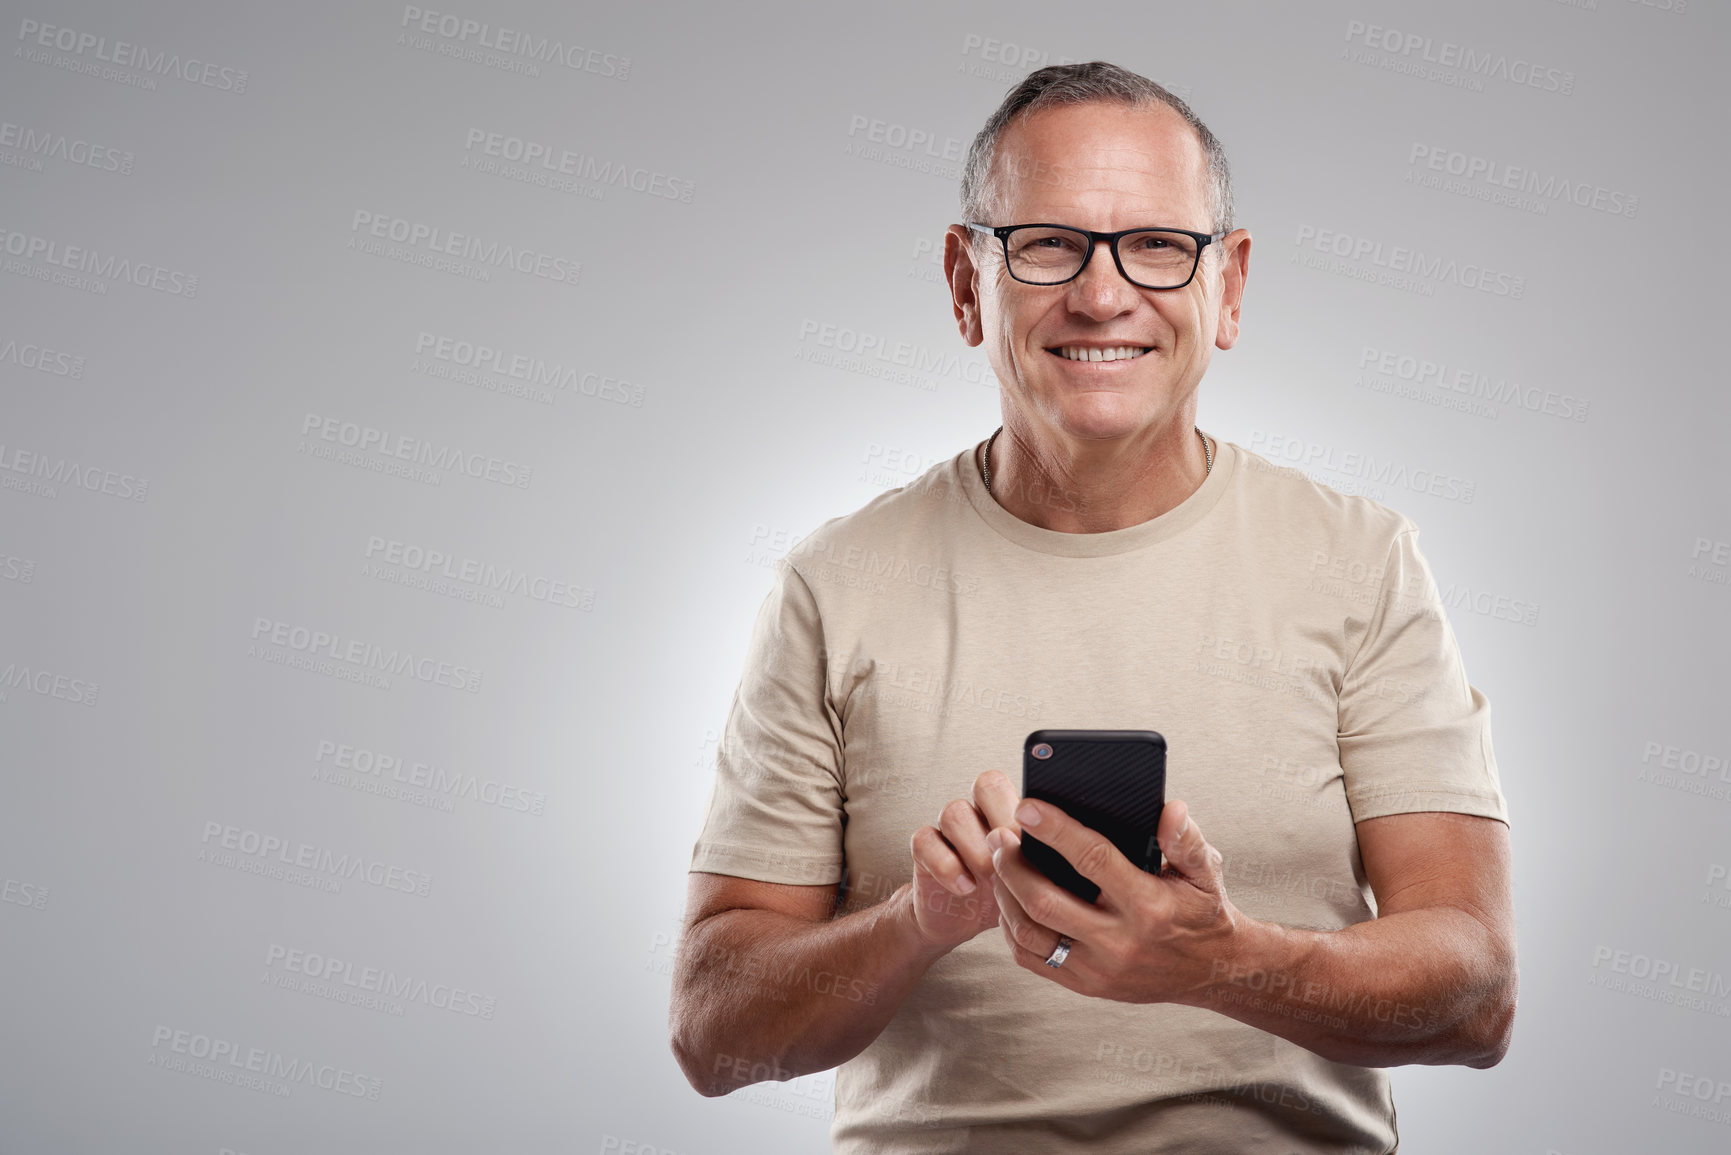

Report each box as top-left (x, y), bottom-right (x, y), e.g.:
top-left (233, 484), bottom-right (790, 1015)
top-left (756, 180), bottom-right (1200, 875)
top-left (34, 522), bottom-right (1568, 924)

top-left (966, 222), bottom-right (1225, 290)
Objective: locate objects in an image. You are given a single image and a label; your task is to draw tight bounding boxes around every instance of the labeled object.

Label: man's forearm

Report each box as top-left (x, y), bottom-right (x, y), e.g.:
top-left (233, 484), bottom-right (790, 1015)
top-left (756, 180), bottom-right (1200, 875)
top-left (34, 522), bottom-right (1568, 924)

top-left (1187, 904), bottom-right (1517, 1068)
top-left (669, 883), bottom-right (947, 1095)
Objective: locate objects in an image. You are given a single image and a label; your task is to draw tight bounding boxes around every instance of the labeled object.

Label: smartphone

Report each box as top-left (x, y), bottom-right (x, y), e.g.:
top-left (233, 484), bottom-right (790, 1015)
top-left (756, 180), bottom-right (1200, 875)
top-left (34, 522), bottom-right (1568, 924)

top-left (1020, 729), bottom-right (1166, 904)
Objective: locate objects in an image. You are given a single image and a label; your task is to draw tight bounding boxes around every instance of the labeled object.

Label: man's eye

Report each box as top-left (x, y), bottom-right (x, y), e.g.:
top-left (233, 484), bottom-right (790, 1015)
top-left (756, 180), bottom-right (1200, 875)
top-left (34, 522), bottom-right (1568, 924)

top-left (1130, 236), bottom-right (1171, 251)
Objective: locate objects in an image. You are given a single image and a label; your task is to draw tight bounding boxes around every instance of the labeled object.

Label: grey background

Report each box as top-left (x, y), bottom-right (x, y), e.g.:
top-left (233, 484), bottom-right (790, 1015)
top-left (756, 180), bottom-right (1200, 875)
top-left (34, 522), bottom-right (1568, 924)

top-left (3, 1), bottom-right (1727, 1152)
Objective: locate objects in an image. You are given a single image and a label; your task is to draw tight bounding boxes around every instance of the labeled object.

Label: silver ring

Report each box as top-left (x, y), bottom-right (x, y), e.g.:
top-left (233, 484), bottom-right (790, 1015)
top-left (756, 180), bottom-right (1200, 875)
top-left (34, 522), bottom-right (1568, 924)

top-left (1043, 935), bottom-right (1072, 969)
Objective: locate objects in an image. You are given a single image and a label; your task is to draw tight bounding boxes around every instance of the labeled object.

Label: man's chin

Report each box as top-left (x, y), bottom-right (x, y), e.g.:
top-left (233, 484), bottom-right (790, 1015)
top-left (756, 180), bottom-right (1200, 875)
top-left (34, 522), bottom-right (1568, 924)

top-left (1039, 400), bottom-right (1175, 441)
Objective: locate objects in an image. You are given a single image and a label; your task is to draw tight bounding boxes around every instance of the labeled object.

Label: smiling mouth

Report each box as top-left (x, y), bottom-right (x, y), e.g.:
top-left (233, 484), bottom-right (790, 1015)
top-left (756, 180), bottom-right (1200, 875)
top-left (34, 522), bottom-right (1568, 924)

top-left (1047, 345), bottom-right (1152, 362)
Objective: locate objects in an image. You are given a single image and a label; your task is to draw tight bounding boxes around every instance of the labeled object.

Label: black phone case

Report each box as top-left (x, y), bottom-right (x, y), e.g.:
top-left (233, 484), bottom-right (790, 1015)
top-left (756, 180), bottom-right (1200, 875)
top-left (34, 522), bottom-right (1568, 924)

top-left (1020, 729), bottom-right (1166, 904)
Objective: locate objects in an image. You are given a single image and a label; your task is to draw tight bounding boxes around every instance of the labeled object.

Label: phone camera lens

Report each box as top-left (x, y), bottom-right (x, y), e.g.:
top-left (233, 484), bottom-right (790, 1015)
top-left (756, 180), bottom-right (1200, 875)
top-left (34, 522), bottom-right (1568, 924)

top-left (1032, 743), bottom-right (1052, 759)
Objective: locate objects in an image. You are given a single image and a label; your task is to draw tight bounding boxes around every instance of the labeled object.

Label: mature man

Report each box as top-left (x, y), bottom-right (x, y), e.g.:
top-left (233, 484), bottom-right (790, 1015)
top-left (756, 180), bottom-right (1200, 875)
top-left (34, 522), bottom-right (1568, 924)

top-left (671, 62), bottom-right (1514, 1154)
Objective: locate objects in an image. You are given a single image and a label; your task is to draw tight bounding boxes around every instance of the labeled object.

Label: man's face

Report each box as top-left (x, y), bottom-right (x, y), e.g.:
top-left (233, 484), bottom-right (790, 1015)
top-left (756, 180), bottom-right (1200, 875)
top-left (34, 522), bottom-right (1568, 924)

top-left (946, 102), bottom-right (1249, 446)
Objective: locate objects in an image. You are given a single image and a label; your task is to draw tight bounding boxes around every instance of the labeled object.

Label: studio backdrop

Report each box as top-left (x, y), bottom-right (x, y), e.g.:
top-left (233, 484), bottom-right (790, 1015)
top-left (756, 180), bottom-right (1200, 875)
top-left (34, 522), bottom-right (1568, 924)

top-left (3, 1), bottom-right (1727, 1152)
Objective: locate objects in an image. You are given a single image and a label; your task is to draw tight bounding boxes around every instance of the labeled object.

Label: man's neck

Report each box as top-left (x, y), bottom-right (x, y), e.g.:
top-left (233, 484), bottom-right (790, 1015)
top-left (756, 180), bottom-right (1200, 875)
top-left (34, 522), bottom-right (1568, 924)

top-left (985, 419), bottom-right (1211, 534)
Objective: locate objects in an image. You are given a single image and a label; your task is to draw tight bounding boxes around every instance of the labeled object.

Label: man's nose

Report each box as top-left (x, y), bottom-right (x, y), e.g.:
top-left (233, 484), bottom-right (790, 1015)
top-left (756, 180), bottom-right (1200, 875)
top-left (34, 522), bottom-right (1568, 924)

top-left (1066, 240), bottom-right (1136, 317)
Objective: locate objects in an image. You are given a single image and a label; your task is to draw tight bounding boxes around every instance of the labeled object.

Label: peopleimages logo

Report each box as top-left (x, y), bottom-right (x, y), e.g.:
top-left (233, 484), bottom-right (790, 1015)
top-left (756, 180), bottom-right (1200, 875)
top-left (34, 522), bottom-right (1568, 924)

top-left (264, 943), bottom-right (498, 1018)
top-left (398, 6), bottom-right (629, 78)
top-left (1653, 1067), bottom-right (1731, 1127)
top-left (412, 331), bottom-right (643, 407)
top-left (0, 335), bottom-right (86, 378)
top-left (0, 118), bottom-right (134, 174)
top-left (0, 442), bottom-right (148, 500)
top-left (16, 18), bottom-right (249, 92)
top-left (1293, 225), bottom-right (1525, 299)
top-left (314, 738), bottom-right (549, 815)
top-left (199, 820), bottom-right (434, 897)
top-left (1587, 945), bottom-right (1730, 1021)
top-left (149, 1025), bottom-right (381, 1099)
top-left (797, 320), bottom-right (994, 387)
top-left (843, 115), bottom-right (965, 180)
top-left (1356, 346), bottom-right (1589, 422)
top-left (462, 129), bottom-right (692, 202)
top-left (0, 225), bottom-right (198, 296)
top-left (1342, 19), bottom-right (1574, 94)
top-left (1690, 538), bottom-right (1731, 589)
top-left (349, 210), bottom-right (579, 286)
top-left (248, 616), bottom-right (484, 694)
top-left (363, 535), bottom-right (593, 610)
top-left (299, 413), bottom-right (533, 489)
top-left (1247, 430), bottom-right (1477, 503)
top-left (1, 875), bottom-right (49, 910)
top-left (0, 659), bottom-right (99, 706)
top-left (1408, 143), bottom-right (1637, 219)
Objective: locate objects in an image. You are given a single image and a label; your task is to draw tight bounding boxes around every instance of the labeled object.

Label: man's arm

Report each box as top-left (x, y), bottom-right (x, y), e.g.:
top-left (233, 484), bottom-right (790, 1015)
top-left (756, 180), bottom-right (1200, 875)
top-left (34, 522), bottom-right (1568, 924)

top-left (667, 873), bottom-right (947, 1096)
top-left (670, 773), bottom-right (1024, 1095)
top-left (1192, 809), bottom-right (1516, 1067)
top-left (986, 799), bottom-right (1517, 1068)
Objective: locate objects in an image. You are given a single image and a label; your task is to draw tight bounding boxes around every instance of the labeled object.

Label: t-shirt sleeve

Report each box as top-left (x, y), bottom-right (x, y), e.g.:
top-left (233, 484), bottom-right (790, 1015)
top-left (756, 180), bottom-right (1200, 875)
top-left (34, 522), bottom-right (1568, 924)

top-left (1337, 527), bottom-right (1509, 825)
top-left (688, 556), bottom-right (848, 885)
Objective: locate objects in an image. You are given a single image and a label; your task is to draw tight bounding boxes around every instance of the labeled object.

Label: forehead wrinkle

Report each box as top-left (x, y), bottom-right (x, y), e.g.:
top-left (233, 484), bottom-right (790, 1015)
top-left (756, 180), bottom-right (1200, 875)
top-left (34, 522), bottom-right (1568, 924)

top-left (988, 103), bottom-right (1211, 226)
top-left (996, 154), bottom-right (1206, 222)
top-left (1001, 166), bottom-right (1204, 225)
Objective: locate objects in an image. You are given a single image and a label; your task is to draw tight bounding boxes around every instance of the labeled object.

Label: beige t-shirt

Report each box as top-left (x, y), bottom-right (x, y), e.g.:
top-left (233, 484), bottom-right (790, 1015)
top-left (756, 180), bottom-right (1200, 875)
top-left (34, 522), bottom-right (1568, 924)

top-left (689, 435), bottom-right (1507, 1154)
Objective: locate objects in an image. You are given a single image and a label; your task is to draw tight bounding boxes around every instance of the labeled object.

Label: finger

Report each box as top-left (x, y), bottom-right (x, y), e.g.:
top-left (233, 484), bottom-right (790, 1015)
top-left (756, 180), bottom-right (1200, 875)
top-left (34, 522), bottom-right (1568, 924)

top-left (971, 769), bottom-right (1023, 833)
top-left (987, 826), bottom-right (1105, 942)
top-left (988, 872), bottom-right (1044, 961)
top-left (988, 873), bottom-right (1028, 943)
top-left (1009, 797), bottom-right (1142, 908)
top-left (990, 867), bottom-right (1073, 963)
top-left (936, 798), bottom-right (995, 883)
top-left (1156, 799), bottom-right (1220, 884)
top-left (991, 872), bottom-right (1088, 989)
top-left (909, 825), bottom-right (977, 896)
top-left (1000, 923), bottom-right (1087, 992)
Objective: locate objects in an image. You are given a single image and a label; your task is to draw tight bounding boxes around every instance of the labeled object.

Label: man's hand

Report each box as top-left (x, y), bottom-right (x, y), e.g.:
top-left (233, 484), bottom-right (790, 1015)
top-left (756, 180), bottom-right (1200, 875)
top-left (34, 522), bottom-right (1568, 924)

top-left (906, 770), bottom-right (1025, 951)
top-left (985, 797), bottom-right (1241, 1004)
top-left (985, 801), bottom-right (1518, 1066)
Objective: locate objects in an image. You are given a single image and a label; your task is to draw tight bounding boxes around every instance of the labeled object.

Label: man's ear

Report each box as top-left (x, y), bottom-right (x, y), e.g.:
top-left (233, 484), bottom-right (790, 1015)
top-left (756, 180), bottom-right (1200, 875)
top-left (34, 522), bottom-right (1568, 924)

top-left (1214, 228), bottom-right (1250, 350)
top-left (944, 225), bottom-right (985, 348)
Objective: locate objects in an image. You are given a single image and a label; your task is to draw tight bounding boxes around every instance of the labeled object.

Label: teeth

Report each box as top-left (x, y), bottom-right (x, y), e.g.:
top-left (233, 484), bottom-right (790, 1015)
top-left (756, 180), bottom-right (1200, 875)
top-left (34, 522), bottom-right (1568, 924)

top-left (1056, 346), bottom-right (1148, 362)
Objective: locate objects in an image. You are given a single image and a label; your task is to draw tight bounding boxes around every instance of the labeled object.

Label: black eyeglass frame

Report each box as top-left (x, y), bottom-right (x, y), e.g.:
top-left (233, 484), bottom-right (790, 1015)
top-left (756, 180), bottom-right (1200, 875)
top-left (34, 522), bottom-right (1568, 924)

top-left (965, 221), bottom-right (1227, 290)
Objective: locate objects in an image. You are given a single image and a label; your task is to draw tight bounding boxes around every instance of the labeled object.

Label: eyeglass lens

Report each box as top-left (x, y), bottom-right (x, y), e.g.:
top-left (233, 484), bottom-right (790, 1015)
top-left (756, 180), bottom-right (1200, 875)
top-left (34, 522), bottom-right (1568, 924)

top-left (1004, 227), bottom-right (1199, 288)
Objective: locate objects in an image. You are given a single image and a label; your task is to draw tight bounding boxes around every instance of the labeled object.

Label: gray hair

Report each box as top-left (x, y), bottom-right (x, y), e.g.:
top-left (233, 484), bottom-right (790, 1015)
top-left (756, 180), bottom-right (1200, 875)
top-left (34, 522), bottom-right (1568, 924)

top-left (959, 61), bottom-right (1234, 242)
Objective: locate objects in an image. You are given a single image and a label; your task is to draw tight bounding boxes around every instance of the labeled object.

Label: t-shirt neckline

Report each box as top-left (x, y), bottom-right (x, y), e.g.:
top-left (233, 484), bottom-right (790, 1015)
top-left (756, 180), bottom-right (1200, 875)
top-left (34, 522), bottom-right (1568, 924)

top-left (955, 431), bottom-right (1237, 557)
